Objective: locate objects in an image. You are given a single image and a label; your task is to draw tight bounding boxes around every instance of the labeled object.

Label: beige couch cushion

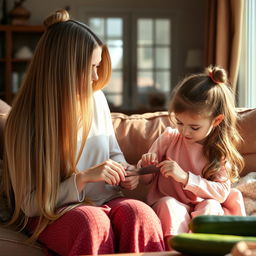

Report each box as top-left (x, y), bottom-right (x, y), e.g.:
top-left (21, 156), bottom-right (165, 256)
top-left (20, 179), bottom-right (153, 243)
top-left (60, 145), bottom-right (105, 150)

top-left (237, 109), bottom-right (256, 176)
top-left (0, 226), bottom-right (45, 256)
top-left (237, 108), bottom-right (256, 154)
top-left (112, 111), bottom-right (175, 165)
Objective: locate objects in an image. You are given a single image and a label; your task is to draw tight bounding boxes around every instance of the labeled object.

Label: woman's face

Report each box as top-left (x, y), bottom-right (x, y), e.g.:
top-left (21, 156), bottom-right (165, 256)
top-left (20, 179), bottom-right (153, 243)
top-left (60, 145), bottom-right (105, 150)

top-left (91, 46), bottom-right (102, 82)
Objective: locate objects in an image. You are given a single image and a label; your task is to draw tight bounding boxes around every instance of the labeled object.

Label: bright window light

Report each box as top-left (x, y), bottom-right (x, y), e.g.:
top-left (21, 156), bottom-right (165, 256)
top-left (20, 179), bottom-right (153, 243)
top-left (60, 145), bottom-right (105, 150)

top-left (239, 0), bottom-right (256, 108)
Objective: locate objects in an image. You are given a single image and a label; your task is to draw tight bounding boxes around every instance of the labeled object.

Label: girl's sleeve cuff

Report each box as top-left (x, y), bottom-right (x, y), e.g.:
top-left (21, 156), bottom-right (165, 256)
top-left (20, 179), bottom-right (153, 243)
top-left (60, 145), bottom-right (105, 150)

top-left (183, 172), bottom-right (200, 194)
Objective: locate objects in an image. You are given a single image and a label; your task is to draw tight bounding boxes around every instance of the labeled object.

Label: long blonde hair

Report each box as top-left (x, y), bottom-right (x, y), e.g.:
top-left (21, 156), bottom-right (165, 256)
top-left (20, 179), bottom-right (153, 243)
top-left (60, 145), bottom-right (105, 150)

top-left (2, 9), bottom-right (111, 241)
top-left (169, 66), bottom-right (244, 182)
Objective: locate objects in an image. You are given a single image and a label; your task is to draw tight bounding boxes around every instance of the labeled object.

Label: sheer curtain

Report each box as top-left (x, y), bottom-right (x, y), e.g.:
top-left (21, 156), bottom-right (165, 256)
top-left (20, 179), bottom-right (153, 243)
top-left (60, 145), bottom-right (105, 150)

top-left (205, 0), bottom-right (244, 91)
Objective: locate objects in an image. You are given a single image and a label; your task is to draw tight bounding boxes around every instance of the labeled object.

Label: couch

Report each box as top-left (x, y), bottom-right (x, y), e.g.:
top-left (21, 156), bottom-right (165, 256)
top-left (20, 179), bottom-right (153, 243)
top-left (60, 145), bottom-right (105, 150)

top-left (0, 99), bottom-right (255, 255)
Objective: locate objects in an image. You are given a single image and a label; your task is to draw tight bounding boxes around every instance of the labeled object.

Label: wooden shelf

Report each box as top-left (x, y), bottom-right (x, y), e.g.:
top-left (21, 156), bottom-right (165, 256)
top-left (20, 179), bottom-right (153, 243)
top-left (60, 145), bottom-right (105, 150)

top-left (0, 25), bottom-right (44, 32)
top-left (0, 25), bottom-right (44, 104)
top-left (11, 58), bottom-right (31, 63)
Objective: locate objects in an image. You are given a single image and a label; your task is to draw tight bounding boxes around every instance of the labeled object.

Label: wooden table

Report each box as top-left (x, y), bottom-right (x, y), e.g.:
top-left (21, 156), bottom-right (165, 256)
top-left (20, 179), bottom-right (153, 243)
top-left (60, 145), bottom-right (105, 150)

top-left (85, 252), bottom-right (183, 256)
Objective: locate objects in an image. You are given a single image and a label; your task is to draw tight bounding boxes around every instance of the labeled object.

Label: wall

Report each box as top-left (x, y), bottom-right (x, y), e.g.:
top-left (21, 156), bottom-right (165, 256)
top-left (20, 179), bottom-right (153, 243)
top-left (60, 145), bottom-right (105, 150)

top-left (7, 0), bottom-right (207, 86)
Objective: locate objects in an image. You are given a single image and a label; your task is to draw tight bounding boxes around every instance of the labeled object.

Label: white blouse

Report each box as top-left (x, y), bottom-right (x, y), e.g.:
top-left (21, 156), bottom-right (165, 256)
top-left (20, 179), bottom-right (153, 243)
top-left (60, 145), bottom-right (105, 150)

top-left (22, 90), bottom-right (125, 217)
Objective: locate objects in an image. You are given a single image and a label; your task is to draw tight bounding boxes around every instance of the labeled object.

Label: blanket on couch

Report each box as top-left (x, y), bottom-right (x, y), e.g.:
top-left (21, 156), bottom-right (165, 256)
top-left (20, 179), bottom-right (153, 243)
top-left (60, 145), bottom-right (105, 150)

top-left (234, 172), bottom-right (256, 216)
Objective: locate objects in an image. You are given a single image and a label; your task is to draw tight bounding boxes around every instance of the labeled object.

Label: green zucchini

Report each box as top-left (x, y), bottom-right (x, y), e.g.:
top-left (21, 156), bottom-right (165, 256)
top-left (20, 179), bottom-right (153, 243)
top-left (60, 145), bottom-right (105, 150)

top-left (169, 233), bottom-right (256, 256)
top-left (189, 215), bottom-right (256, 236)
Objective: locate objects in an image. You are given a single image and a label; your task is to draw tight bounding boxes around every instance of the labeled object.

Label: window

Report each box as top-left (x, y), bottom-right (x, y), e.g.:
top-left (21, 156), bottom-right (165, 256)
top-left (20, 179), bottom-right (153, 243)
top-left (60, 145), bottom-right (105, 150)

top-left (86, 14), bottom-right (172, 112)
top-left (137, 18), bottom-right (171, 110)
top-left (238, 0), bottom-right (256, 107)
top-left (89, 18), bottom-right (124, 108)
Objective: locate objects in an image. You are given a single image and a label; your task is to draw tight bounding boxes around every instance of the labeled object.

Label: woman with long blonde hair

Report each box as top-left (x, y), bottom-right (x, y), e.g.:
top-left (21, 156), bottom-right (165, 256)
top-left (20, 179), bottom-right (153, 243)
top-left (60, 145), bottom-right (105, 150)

top-left (2, 9), bottom-right (165, 255)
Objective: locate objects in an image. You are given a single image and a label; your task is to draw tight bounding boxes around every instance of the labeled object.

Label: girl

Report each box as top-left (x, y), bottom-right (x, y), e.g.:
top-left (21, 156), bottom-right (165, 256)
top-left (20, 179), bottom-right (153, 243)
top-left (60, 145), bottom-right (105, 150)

top-left (138, 65), bottom-right (246, 247)
top-left (1, 9), bottom-right (165, 255)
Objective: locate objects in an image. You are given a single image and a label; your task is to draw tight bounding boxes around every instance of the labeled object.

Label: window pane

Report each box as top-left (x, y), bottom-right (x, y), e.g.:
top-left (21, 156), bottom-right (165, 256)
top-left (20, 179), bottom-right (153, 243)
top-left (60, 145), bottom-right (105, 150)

top-left (106, 39), bottom-right (123, 47)
top-left (107, 18), bottom-right (122, 37)
top-left (108, 46), bottom-right (123, 69)
top-left (156, 19), bottom-right (170, 45)
top-left (156, 47), bottom-right (170, 69)
top-left (89, 18), bottom-right (104, 38)
top-left (137, 82), bottom-right (166, 109)
top-left (156, 71), bottom-right (170, 92)
top-left (105, 71), bottom-right (122, 93)
top-left (147, 89), bottom-right (166, 109)
top-left (138, 19), bottom-right (153, 45)
top-left (105, 94), bottom-right (122, 107)
top-left (137, 71), bottom-right (154, 89)
top-left (138, 47), bottom-right (153, 69)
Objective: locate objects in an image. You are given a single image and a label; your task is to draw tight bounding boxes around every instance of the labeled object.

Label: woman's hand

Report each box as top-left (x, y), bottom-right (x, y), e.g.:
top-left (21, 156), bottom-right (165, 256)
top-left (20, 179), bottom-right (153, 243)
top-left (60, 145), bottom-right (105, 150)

top-left (158, 157), bottom-right (188, 185)
top-left (141, 153), bottom-right (158, 167)
top-left (77, 160), bottom-right (127, 190)
top-left (119, 164), bottom-right (139, 190)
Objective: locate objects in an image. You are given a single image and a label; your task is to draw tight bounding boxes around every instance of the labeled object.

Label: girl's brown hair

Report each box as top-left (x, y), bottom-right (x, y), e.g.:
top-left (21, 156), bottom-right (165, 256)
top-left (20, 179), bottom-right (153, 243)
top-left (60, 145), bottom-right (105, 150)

top-left (169, 65), bottom-right (244, 182)
top-left (2, 9), bottom-right (111, 241)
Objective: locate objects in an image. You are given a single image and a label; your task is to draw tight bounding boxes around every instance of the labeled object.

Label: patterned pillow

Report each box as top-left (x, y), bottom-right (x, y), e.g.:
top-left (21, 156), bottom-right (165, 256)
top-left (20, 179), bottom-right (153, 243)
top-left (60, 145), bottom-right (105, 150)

top-left (233, 172), bottom-right (256, 216)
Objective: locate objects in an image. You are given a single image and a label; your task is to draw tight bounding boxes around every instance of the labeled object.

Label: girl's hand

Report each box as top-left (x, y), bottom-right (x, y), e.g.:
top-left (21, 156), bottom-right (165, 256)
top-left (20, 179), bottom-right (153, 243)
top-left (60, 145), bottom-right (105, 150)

top-left (82, 159), bottom-right (126, 186)
top-left (158, 157), bottom-right (188, 185)
top-left (141, 153), bottom-right (158, 167)
top-left (119, 162), bottom-right (134, 171)
top-left (120, 175), bottom-right (139, 190)
top-left (119, 163), bottom-right (139, 190)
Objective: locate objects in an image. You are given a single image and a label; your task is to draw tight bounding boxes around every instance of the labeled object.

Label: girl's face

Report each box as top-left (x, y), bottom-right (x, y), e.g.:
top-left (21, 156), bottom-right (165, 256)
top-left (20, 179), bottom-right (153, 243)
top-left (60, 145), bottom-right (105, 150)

top-left (91, 46), bottom-right (102, 82)
top-left (175, 111), bottom-right (223, 144)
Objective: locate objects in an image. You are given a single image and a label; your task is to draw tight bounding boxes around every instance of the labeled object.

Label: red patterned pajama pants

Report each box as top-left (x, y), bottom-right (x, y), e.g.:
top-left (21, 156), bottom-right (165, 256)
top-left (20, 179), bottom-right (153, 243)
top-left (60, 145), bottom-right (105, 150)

top-left (26, 197), bottom-right (165, 255)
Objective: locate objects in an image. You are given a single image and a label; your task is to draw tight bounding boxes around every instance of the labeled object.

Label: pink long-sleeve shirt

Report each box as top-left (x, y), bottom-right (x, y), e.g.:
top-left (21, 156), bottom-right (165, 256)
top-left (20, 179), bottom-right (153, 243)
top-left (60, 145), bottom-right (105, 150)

top-left (140, 127), bottom-right (240, 209)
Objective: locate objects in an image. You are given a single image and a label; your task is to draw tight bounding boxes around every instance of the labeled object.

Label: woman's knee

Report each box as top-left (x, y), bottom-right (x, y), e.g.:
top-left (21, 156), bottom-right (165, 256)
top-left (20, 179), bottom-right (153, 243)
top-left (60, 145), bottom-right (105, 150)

top-left (36, 205), bottom-right (114, 256)
top-left (107, 198), bottom-right (164, 252)
top-left (64, 205), bottom-right (112, 233)
top-left (113, 198), bottom-right (154, 218)
top-left (110, 198), bottom-right (161, 226)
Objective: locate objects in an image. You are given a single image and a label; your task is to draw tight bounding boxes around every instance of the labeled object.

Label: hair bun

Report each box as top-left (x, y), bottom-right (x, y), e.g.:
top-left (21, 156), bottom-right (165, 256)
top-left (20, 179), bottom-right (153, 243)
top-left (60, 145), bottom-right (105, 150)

top-left (43, 9), bottom-right (70, 29)
top-left (207, 65), bottom-right (228, 84)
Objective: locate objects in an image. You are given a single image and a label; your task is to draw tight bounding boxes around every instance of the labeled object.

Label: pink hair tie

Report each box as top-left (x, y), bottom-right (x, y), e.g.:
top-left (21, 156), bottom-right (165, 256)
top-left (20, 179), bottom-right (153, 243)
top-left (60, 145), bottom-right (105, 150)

top-left (209, 71), bottom-right (220, 84)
